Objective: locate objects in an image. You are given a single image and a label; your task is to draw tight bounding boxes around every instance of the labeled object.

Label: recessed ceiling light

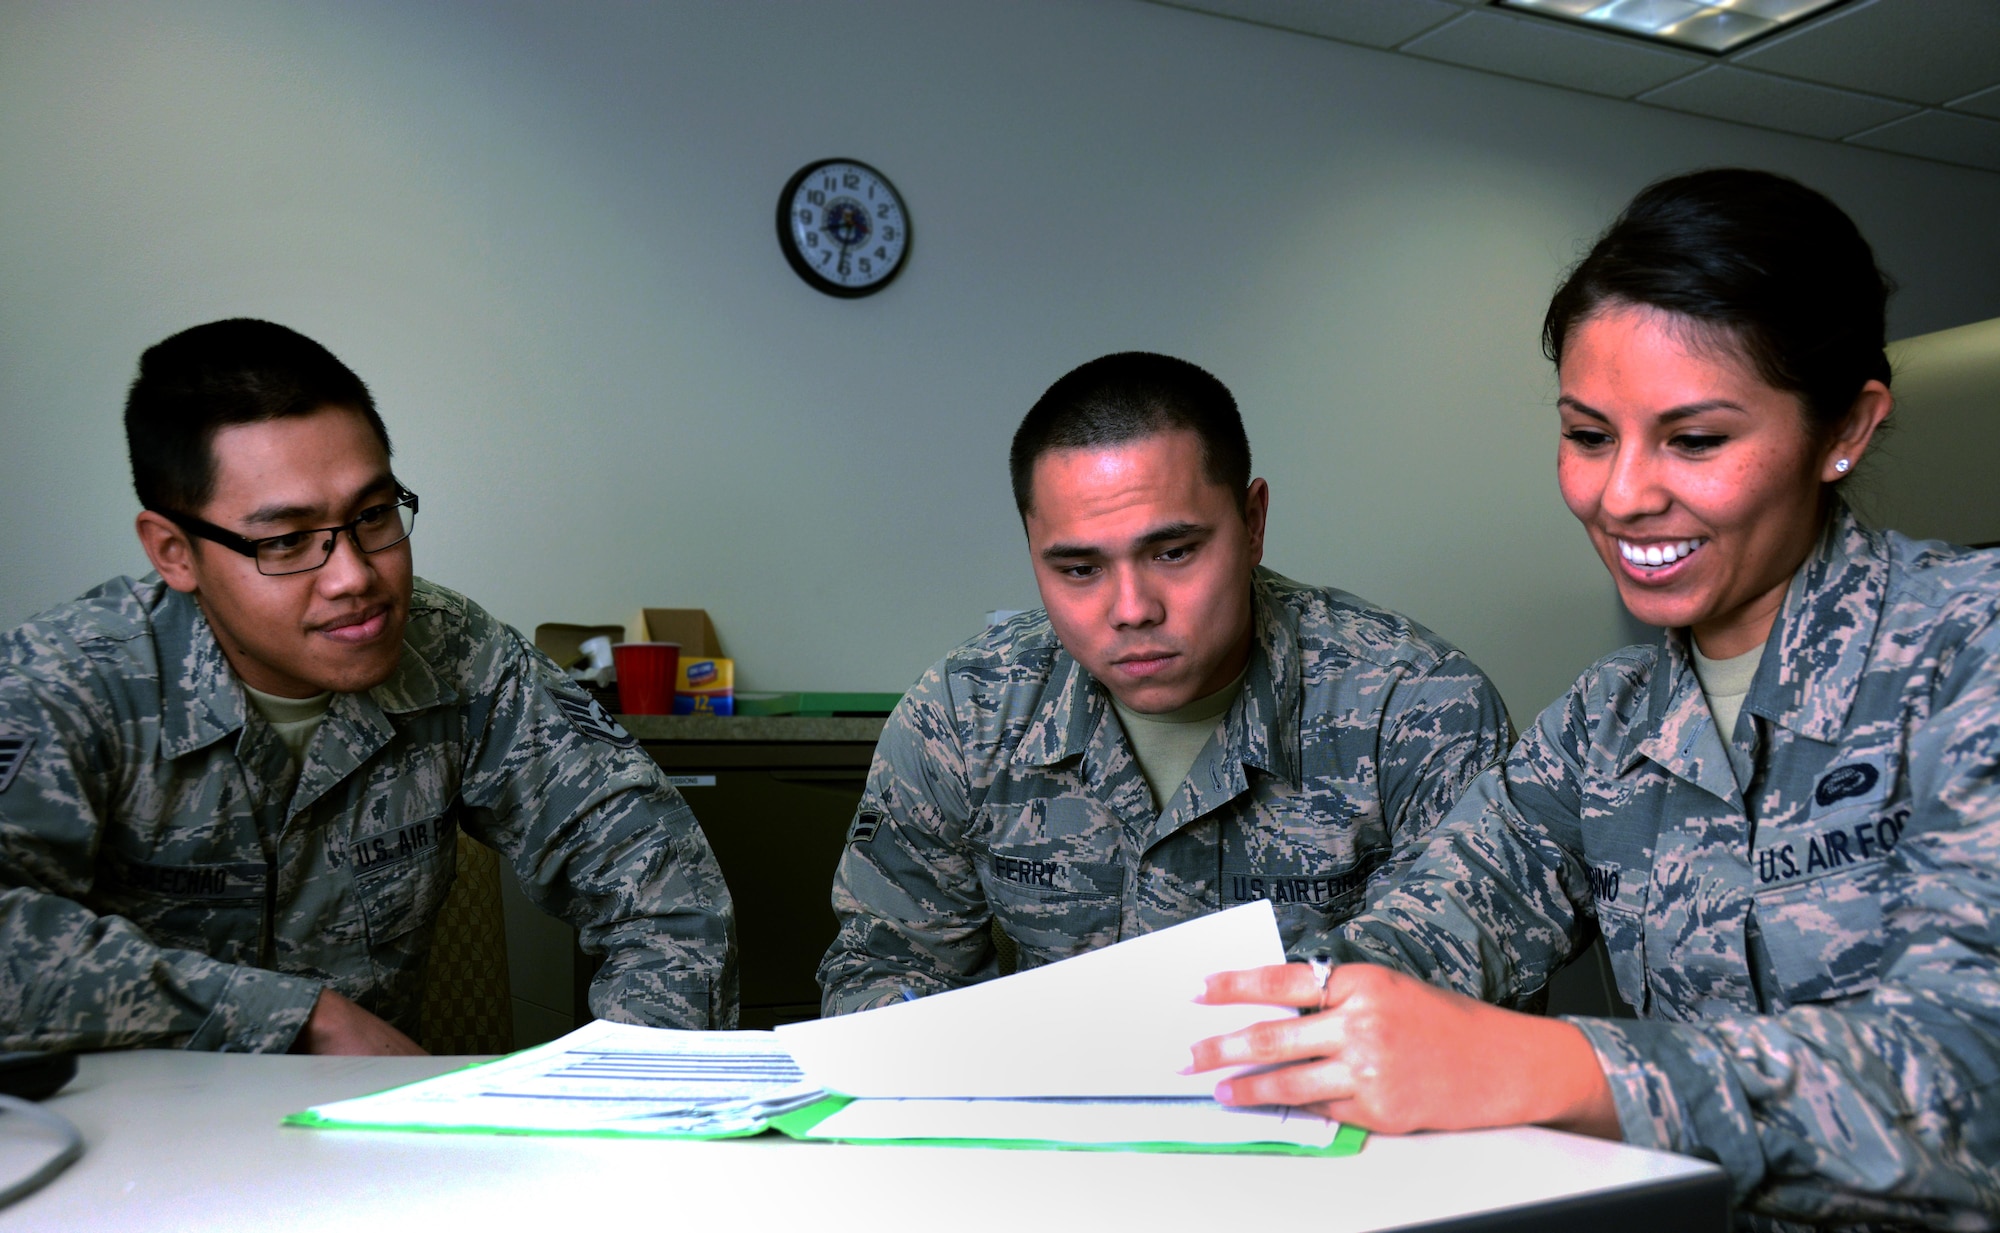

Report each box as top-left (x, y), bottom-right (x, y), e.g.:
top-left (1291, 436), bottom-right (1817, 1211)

top-left (1495, 0), bottom-right (1848, 53)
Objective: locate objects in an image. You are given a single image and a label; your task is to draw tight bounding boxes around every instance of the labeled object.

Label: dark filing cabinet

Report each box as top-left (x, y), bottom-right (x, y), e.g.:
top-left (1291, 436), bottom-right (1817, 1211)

top-left (623, 714), bottom-right (883, 1029)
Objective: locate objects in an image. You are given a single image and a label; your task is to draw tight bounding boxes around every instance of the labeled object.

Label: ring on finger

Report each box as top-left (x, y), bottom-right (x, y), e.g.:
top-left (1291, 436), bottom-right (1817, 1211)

top-left (1307, 954), bottom-right (1334, 1009)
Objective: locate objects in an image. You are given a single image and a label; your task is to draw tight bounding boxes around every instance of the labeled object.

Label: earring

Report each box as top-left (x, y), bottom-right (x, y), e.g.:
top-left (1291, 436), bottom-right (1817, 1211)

top-left (1834, 458), bottom-right (1851, 474)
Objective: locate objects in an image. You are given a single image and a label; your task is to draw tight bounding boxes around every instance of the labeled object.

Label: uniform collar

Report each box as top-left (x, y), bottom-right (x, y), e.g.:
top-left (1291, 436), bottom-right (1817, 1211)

top-left (1623, 629), bottom-right (1741, 807)
top-left (1010, 571), bottom-right (1303, 789)
top-left (155, 585), bottom-right (248, 761)
top-left (1617, 501), bottom-right (1883, 788)
top-left (1224, 574), bottom-right (1302, 788)
top-left (153, 582), bottom-right (451, 762)
top-left (1748, 502), bottom-right (1883, 744)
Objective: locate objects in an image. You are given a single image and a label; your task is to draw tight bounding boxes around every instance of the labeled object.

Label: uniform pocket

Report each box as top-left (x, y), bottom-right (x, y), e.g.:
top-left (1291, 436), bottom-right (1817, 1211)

top-left (352, 811), bottom-right (456, 947)
top-left (979, 848), bottom-right (1123, 968)
top-left (1752, 865), bottom-right (1885, 1005)
top-left (98, 856), bottom-right (268, 967)
top-left (1221, 860), bottom-right (1374, 951)
top-left (1593, 892), bottom-right (1651, 1017)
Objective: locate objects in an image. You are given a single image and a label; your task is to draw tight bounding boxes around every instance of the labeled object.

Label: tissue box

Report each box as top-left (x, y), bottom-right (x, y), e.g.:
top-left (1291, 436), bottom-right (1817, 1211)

top-left (673, 657), bottom-right (735, 716)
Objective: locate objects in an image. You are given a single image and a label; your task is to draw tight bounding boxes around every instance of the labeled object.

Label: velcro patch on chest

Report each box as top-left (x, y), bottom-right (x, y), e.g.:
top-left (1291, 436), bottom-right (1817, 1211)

top-left (0, 731), bottom-right (31, 794)
top-left (1755, 807), bottom-right (1907, 889)
top-left (1586, 863), bottom-right (1626, 906)
top-left (991, 852), bottom-right (1066, 888)
top-left (110, 855), bottom-right (267, 902)
top-left (1812, 758), bottom-right (1890, 812)
top-left (550, 689), bottom-right (638, 749)
top-left (338, 814), bottom-right (453, 876)
top-left (1223, 866), bottom-right (1371, 907)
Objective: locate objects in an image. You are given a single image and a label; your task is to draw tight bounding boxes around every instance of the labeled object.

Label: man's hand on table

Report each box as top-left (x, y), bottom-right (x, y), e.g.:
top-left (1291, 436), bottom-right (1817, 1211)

top-left (296, 988), bottom-right (429, 1056)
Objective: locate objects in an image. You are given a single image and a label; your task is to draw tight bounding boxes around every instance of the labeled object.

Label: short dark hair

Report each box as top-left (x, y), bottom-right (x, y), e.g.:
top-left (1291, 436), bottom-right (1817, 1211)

top-left (1009, 352), bottom-right (1250, 516)
top-left (1543, 168), bottom-right (1894, 437)
top-left (125, 319), bottom-right (390, 514)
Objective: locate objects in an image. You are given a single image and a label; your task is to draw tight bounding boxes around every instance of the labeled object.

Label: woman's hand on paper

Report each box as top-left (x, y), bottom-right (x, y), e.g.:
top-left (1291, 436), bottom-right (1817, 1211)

top-left (1188, 962), bottom-right (1619, 1138)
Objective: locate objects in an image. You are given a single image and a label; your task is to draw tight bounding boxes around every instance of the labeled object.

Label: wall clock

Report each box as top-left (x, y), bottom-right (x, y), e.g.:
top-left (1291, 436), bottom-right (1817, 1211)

top-left (776, 158), bottom-right (910, 298)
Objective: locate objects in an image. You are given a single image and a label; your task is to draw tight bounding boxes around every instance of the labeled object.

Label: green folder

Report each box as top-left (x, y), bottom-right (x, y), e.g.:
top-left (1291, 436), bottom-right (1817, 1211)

top-left (287, 1081), bottom-right (1367, 1157)
top-left (768, 1096), bottom-right (1369, 1157)
top-left (282, 1056), bottom-right (778, 1141)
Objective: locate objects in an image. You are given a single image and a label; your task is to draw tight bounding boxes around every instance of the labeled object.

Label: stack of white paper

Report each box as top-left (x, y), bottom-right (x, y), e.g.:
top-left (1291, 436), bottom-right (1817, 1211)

top-left (775, 898), bottom-right (1295, 1098)
top-left (299, 1021), bottom-right (821, 1136)
top-left (775, 900), bottom-right (1338, 1147)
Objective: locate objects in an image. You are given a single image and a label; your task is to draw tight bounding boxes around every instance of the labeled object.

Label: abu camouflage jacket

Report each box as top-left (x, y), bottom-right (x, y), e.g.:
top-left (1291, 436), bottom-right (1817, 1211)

top-left (0, 575), bottom-right (736, 1052)
top-left (1332, 507), bottom-right (2000, 1230)
top-left (820, 568), bottom-right (1511, 1015)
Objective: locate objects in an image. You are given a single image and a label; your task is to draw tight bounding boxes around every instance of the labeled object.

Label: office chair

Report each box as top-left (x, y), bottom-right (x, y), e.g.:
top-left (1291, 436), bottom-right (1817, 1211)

top-left (420, 832), bottom-right (516, 1055)
top-left (991, 918), bottom-right (1018, 976)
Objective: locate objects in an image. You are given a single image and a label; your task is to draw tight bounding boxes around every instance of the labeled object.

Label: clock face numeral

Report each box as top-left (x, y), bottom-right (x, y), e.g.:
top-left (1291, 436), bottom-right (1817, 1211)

top-left (778, 159), bottom-right (910, 297)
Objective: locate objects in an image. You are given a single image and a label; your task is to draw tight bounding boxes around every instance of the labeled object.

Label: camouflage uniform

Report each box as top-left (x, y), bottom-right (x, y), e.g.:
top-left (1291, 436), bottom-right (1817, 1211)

top-left (820, 568), bottom-right (1511, 1016)
top-left (0, 575), bottom-right (737, 1052)
top-left (1329, 506), bottom-right (2000, 1230)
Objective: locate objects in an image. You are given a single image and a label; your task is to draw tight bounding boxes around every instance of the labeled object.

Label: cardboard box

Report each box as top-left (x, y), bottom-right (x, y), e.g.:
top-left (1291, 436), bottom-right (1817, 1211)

top-left (625, 608), bottom-right (723, 657)
top-left (533, 623), bottom-right (629, 670)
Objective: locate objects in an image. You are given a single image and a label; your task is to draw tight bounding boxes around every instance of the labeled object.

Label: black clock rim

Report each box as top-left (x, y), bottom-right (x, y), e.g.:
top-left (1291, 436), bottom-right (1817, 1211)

top-left (776, 157), bottom-right (911, 299)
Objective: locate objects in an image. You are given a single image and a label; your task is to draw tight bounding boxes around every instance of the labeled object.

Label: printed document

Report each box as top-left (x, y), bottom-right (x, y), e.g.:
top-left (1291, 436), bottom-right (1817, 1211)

top-left (775, 899), bottom-right (1296, 1098)
top-left (298, 1020), bottom-right (820, 1135)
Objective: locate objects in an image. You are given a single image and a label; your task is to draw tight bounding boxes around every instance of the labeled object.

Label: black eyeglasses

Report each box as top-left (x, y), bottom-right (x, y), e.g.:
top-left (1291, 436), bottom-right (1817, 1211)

top-left (160, 490), bottom-right (420, 577)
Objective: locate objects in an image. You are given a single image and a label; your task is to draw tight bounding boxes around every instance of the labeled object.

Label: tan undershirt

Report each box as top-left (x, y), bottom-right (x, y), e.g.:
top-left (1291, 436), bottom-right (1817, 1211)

top-left (1691, 638), bottom-right (1765, 743)
top-left (243, 682), bottom-right (333, 793)
top-left (1111, 668), bottom-right (1247, 813)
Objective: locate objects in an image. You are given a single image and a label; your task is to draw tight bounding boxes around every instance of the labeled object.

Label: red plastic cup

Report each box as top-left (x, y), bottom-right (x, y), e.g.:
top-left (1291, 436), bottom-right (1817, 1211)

top-left (612, 642), bottom-right (680, 715)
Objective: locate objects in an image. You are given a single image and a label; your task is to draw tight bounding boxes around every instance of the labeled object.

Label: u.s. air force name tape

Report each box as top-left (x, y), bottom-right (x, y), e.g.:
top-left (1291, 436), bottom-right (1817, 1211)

top-left (550, 690), bottom-right (638, 749)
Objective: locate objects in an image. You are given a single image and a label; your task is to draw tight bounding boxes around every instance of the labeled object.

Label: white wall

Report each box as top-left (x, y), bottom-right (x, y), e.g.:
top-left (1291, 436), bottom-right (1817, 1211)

top-left (4, 0), bottom-right (1999, 719)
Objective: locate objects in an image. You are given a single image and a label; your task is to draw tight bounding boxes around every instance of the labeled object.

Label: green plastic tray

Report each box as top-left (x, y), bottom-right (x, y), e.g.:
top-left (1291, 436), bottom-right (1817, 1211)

top-left (733, 691), bottom-right (904, 717)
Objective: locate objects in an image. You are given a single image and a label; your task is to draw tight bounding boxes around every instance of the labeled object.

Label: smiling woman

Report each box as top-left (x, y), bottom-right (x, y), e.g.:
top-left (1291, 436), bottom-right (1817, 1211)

top-left (1552, 303), bottom-right (1889, 660)
top-left (1190, 169), bottom-right (2000, 1231)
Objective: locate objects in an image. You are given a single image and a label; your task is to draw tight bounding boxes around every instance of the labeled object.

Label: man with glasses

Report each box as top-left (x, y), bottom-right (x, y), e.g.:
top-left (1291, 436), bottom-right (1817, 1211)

top-left (0, 319), bottom-right (736, 1054)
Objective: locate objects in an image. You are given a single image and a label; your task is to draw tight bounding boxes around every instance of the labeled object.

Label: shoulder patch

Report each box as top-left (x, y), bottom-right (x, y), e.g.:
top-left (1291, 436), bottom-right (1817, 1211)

top-left (848, 810), bottom-right (882, 845)
top-left (550, 690), bottom-right (638, 749)
top-left (0, 731), bottom-right (31, 794)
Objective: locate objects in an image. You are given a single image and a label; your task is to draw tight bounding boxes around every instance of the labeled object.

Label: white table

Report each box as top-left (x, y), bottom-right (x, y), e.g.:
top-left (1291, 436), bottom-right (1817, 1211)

top-left (0, 1051), bottom-right (1727, 1232)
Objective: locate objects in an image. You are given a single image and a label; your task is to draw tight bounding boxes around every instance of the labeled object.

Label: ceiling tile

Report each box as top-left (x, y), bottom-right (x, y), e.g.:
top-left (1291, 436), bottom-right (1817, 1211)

top-left (1640, 65), bottom-right (1918, 138)
top-left (1733, 0), bottom-right (2000, 105)
top-left (1848, 109), bottom-right (2000, 172)
top-left (1147, 0), bottom-right (1462, 48)
top-left (1952, 84), bottom-right (2000, 121)
top-left (1402, 9), bottom-right (1706, 98)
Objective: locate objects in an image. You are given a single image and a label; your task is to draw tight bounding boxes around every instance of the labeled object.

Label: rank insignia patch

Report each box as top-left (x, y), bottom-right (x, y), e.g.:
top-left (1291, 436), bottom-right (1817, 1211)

top-left (0, 732), bottom-right (32, 795)
top-left (551, 691), bottom-right (638, 749)
top-left (849, 811), bottom-right (882, 845)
